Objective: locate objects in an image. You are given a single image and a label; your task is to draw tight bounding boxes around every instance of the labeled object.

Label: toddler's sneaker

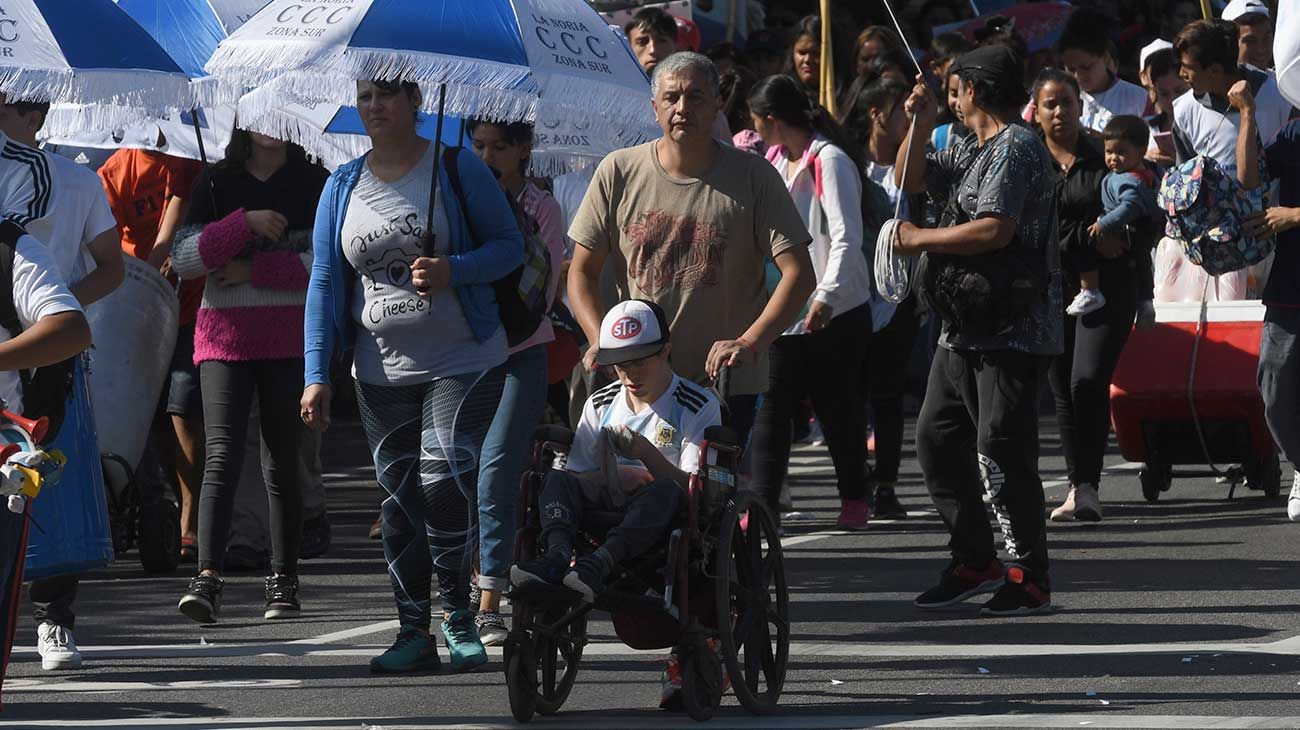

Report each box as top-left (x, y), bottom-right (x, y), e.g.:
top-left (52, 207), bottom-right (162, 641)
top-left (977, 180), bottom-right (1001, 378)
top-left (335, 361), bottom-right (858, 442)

top-left (475, 609), bottom-right (508, 647)
top-left (1066, 289), bottom-right (1106, 316)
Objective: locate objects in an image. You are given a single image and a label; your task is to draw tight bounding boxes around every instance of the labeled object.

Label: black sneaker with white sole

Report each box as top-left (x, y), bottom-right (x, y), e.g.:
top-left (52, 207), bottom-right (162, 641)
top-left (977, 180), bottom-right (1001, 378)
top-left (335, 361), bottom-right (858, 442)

top-left (178, 574), bottom-right (224, 624)
top-left (264, 574), bottom-right (301, 619)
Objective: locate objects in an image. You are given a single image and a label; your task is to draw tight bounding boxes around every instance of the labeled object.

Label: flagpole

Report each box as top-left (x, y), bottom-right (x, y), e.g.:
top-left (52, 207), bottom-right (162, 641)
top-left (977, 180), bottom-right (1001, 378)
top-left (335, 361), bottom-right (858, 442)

top-left (1199, 0), bottom-right (1213, 20)
top-left (819, 0), bottom-right (836, 116)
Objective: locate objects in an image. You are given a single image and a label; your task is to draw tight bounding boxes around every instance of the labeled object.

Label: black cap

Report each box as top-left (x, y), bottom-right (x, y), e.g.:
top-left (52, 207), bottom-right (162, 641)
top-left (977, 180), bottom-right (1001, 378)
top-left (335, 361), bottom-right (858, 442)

top-left (951, 45), bottom-right (1022, 86)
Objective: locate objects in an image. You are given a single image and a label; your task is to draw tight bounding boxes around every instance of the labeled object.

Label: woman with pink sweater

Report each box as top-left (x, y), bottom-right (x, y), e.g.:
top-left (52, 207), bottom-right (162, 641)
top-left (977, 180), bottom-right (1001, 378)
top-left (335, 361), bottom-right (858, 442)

top-left (170, 130), bottom-right (329, 624)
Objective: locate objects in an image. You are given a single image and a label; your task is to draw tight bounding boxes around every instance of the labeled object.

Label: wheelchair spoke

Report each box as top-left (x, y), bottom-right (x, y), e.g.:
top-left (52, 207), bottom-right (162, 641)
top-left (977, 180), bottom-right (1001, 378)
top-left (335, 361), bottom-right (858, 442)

top-left (767, 605), bottom-right (789, 634)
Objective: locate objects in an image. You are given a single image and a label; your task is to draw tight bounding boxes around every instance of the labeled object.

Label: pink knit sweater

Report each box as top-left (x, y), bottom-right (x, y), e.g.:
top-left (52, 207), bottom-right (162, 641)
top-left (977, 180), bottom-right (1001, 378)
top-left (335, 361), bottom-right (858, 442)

top-left (171, 209), bottom-right (311, 364)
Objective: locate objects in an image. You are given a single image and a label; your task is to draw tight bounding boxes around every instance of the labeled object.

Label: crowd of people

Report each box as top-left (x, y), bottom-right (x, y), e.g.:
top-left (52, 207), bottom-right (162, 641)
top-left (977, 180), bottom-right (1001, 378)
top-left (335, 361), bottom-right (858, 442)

top-left (0, 0), bottom-right (1294, 712)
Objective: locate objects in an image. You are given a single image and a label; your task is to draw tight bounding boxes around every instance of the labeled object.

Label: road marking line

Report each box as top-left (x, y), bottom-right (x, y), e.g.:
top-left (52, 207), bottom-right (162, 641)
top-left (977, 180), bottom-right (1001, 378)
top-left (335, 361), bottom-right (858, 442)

top-left (11, 635), bottom-right (1300, 664)
top-left (8, 714), bottom-right (1300, 729)
top-left (292, 620), bottom-right (400, 645)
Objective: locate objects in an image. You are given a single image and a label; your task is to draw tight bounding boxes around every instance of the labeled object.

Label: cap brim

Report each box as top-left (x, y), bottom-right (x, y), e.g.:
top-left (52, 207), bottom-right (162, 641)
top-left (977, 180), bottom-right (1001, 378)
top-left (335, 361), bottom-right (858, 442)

top-left (595, 344), bottom-right (664, 367)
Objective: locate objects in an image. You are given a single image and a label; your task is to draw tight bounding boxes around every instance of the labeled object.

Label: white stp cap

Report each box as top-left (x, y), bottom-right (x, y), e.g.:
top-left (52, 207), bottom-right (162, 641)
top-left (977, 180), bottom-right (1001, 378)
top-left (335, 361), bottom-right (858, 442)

top-left (1223, 0), bottom-right (1270, 21)
top-left (1140, 39), bottom-right (1174, 72)
top-left (596, 299), bottom-right (670, 366)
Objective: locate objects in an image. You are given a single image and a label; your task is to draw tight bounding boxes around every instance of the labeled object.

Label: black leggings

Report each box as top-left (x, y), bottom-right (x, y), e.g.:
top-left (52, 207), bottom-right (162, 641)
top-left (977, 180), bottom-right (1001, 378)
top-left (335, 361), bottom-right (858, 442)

top-left (197, 359), bottom-right (305, 576)
top-left (1048, 258), bottom-right (1137, 489)
top-left (750, 303), bottom-right (871, 512)
top-left (866, 296), bottom-right (920, 483)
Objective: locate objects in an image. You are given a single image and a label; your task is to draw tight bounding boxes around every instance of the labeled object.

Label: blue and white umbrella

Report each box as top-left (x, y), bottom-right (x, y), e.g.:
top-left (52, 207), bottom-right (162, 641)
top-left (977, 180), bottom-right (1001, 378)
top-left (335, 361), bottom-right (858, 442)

top-left (238, 85), bottom-right (641, 174)
top-left (114, 0), bottom-right (268, 80)
top-left (206, 0), bottom-right (653, 136)
top-left (0, 0), bottom-right (204, 117)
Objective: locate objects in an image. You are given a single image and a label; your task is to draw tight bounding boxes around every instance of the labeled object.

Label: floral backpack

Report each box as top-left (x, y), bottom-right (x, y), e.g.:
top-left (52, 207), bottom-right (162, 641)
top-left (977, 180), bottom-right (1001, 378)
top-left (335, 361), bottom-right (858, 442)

top-left (1157, 154), bottom-right (1274, 277)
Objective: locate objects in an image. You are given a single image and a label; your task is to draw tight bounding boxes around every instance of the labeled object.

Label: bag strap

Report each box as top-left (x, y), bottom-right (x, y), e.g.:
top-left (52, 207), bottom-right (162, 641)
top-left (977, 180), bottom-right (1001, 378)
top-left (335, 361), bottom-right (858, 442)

top-left (442, 146), bottom-right (481, 249)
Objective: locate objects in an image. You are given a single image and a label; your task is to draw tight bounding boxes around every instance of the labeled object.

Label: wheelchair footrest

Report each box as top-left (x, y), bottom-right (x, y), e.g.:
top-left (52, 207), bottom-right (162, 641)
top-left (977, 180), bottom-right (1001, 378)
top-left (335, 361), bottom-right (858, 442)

top-left (507, 580), bottom-right (580, 607)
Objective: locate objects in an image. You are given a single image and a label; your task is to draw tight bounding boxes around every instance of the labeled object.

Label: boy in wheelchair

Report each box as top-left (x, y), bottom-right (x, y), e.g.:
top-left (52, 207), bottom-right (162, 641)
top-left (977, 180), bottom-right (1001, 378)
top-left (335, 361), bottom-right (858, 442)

top-left (511, 299), bottom-right (720, 604)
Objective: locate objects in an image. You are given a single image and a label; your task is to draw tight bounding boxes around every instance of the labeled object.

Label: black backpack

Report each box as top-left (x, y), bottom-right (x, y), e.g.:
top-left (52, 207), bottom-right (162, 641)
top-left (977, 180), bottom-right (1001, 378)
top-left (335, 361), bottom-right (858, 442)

top-left (0, 219), bottom-right (75, 445)
top-left (442, 147), bottom-right (553, 347)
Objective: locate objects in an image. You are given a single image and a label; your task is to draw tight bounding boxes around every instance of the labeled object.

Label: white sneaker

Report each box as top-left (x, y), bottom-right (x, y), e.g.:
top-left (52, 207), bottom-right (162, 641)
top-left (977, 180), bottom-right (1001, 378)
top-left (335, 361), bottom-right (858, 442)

top-left (37, 622), bottom-right (82, 670)
top-left (1066, 289), bottom-right (1106, 316)
top-left (1287, 472), bottom-right (1300, 522)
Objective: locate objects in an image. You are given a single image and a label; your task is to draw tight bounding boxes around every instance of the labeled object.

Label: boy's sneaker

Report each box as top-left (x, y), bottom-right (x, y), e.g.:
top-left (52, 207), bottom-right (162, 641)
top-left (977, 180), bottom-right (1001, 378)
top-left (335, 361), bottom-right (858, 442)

top-left (178, 574), bottom-right (224, 624)
top-left (1287, 472), bottom-right (1300, 522)
top-left (563, 555), bottom-right (608, 604)
top-left (659, 639), bottom-right (730, 710)
top-left (1066, 289), bottom-right (1106, 316)
top-left (441, 609), bottom-right (488, 673)
top-left (836, 498), bottom-right (870, 530)
top-left (475, 609), bottom-right (508, 647)
top-left (980, 564), bottom-right (1052, 617)
top-left (914, 559), bottom-right (1004, 610)
top-left (37, 622), bottom-right (82, 670)
top-left (264, 574), bottom-right (301, 619)
top-left (872, 485), bottom-right (907, 520)
top-left (511, 554), bottom-right (568, 589)
top-left (369, 626), bottom-right (440, 674)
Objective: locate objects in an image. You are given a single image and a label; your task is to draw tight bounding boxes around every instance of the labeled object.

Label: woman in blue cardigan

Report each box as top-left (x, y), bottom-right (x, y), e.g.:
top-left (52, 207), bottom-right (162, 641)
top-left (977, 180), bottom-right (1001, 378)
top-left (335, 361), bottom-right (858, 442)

top-left (300, 79), bottom-right (523, 675)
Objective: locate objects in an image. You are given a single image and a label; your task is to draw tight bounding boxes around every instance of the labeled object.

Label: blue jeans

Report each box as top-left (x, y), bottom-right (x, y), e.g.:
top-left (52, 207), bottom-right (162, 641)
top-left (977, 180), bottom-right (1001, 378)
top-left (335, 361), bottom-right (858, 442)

top-left (1259, 306), bottom-right (1300, 466)
top-left (476, 344), bottom-right (548, 592)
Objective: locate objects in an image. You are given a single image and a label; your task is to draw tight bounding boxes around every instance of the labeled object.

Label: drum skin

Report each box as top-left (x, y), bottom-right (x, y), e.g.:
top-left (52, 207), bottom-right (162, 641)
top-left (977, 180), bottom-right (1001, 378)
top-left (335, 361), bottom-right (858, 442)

top-left (86, 256), bottom-right (179, 470)
top-left (25, 356), bottom-right (114, 579)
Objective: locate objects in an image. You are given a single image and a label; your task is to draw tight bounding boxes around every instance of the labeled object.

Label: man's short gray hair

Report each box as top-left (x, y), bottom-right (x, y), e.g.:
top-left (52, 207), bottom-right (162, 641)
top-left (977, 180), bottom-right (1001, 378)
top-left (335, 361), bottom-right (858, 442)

top-left (650, 52), bottom-right (720, 98)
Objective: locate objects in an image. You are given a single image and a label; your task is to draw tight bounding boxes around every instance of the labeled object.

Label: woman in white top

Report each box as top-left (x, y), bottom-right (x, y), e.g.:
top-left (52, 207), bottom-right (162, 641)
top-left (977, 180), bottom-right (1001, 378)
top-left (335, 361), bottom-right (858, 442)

top-left (841, 77), bottom-right (921, 521)
top-left (746, 74), bottom-right (874, 531)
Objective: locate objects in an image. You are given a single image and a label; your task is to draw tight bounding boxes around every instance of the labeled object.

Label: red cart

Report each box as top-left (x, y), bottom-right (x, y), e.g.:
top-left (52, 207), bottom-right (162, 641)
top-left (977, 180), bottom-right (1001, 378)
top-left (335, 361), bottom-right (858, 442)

top-left (1109, 300), bottom-right (1281, 501)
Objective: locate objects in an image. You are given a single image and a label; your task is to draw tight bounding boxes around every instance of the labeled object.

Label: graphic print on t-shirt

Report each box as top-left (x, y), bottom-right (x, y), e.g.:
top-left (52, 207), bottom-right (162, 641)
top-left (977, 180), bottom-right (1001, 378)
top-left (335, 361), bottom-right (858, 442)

top-left (348, 205), bottom-right (432, 327)
top-left (623, 209), bottom-right (725, 295)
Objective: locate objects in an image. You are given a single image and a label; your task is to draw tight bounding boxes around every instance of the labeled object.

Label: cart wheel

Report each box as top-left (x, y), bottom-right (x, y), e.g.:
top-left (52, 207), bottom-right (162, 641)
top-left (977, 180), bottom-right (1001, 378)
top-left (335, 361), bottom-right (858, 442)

top-left (138, 498), bottom-right (180, 574)
top-left (681, 637), bottom-right (722, 722)
top-left (505, 638), bottom-right (538, 723)
top-left (1246, 451), bottom-right (1282, 498)
top-left (716, 493), bottom-right (789, 715)
top-left (1140, 464), bottom-right (1170, 503)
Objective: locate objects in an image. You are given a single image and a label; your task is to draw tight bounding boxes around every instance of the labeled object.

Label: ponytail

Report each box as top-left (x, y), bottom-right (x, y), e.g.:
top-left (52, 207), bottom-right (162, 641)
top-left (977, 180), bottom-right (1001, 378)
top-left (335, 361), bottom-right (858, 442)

top-left (749, 74), bottom-right (866, 171)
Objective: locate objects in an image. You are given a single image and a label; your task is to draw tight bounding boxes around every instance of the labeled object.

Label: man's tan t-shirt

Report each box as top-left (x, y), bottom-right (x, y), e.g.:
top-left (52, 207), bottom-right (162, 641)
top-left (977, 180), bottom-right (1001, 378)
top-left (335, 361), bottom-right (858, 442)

top-left (569, 140), bottom-right (811, 395)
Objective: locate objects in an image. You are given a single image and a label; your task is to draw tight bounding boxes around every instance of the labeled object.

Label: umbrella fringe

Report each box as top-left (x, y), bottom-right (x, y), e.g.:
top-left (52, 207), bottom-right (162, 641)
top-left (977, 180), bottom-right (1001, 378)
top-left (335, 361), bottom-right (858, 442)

top-left (238, 105), bottom-right (366, 169)
top-left (535, 75), bottom-right (654, 134)
top-left (39, 105), bottom-right (166, 141)
top-left (0, 68), bottom-right (196, 113)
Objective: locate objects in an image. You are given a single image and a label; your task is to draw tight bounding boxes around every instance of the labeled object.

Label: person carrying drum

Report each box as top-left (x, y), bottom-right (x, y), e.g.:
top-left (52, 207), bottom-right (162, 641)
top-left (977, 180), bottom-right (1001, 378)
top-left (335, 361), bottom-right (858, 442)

top-left (891, 45), bottom-right (1062, 616)
top-left (510, 299), bottom-right (720, 604)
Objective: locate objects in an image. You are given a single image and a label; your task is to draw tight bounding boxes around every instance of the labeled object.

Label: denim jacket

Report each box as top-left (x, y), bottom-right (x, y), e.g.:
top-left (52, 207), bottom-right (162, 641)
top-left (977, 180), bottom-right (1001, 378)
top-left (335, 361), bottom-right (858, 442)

top-left (304, 147), bottom-right (524, 386)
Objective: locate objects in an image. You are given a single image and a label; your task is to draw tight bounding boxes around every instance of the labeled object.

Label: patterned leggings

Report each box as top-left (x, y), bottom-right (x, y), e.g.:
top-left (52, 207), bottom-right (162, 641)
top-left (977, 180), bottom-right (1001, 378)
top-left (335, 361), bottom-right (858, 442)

top-left (356, 368), bottom-right (504, 628)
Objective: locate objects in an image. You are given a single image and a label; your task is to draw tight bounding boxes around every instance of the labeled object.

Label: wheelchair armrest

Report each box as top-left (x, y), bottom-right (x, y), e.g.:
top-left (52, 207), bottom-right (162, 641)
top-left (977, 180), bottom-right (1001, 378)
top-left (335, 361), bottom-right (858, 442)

top-left (532, 425), bottom-right (575, 448)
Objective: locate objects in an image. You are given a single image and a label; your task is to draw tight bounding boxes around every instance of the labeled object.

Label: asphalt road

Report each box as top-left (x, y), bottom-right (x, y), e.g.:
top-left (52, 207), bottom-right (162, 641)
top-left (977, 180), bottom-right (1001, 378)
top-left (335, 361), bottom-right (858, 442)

top-left (2, 415), bottom-right (1299, 729)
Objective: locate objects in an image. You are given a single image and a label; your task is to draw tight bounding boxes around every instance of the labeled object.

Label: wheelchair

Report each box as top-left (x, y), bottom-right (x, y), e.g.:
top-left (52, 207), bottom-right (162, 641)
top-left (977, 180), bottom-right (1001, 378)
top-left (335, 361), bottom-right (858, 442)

top-left (503, 424), bottom-right (790, 723)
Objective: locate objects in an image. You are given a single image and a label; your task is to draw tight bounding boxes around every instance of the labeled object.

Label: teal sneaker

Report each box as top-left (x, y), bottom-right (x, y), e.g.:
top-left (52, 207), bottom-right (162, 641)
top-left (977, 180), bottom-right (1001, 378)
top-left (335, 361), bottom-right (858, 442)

top-left (369, 626), bottom-right (441, 674)
top-left (440, 609), bottom-right (488, 673)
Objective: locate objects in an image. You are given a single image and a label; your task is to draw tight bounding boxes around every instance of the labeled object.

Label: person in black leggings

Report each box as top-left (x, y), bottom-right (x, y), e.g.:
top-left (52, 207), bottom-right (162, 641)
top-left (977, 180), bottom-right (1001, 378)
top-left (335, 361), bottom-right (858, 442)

top-left (1032, 69), bottom-right (1144, 523)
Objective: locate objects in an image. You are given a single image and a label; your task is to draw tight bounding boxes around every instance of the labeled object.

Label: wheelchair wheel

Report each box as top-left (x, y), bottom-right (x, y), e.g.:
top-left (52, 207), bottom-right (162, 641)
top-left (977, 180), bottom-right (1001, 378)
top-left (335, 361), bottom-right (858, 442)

top-left (505, 605), bottom-right (585, 719)
top-left (680, 631), bottom-right (722, 721)
top-left (715, 493), bottom-right (789, 715)
top-left (505, 640), bottom-right (538, 723)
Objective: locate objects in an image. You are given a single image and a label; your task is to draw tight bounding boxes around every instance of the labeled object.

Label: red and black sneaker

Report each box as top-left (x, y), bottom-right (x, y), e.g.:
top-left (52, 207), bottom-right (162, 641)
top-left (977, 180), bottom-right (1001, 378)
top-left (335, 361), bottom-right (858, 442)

top-left (914, 559), bottom-right (1005, 610)
top-left (979, 563), bottom-right (1051, 617)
